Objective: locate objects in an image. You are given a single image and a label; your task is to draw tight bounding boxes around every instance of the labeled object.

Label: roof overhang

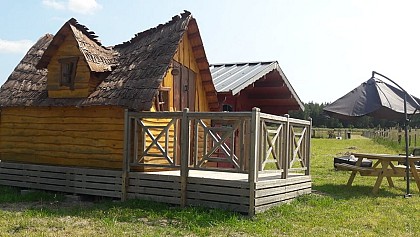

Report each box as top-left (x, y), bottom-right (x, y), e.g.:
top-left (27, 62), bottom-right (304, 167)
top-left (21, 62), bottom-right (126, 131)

top-left (210, 61), bottom-right (304, 111)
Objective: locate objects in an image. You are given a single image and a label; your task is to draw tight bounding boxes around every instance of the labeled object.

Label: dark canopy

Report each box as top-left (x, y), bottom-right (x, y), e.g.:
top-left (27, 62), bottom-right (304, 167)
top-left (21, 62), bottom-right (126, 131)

top-left (324, 78), bottom-right (420, 120)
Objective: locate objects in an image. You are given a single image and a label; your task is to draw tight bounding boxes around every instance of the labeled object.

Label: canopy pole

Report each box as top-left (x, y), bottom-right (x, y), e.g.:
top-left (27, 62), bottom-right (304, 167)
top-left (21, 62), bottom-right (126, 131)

top-left (372, 71), bottom-right (412, 197)
top-left (403, 93), bottom-right (411, 197)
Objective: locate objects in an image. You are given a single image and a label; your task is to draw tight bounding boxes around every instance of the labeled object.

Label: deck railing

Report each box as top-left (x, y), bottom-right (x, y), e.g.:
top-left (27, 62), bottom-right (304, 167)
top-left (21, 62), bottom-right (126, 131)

top-left (123, 108), bottom-right (311, 177)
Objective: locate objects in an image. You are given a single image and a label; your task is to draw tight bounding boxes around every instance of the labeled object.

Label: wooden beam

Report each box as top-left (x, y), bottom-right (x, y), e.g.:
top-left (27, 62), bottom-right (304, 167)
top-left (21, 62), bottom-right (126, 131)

top-left (192, 45), bottom-right (202, 52)
top-left (196, 57), bottom-right (208, 64)
top-left (247, 93), bottom-right (292, 100)
top-left (188, 32), bottom-right (200, 40)
top-left (250, 98), bottom-right (297, 106)
top-left (206, 91), bottom-right (218, 97)
top-left (202, 80), bottom-right (214, 88)
top-left (256, 105), bottom-right (301, 113)
top-left (245, 86), bottom-right (290, 95)
top-left (254, 80), bottom-right (284, 87)
top-left (209, 102), bottom-right (220, 109)
top-left (199, 69), bottom-right (210, 75)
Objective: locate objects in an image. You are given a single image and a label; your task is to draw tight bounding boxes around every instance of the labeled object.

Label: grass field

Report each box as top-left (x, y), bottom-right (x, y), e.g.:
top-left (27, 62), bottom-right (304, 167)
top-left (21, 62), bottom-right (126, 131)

top-left (1, 135), bottom-right (419, 236)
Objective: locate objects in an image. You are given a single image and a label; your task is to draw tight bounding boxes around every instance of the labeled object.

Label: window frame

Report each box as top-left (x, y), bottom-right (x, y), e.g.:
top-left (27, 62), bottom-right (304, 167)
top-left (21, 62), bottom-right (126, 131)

top-left (58, 57), bottom-right (78, 90)
top-left (154, 86), bottom-right (171, 111)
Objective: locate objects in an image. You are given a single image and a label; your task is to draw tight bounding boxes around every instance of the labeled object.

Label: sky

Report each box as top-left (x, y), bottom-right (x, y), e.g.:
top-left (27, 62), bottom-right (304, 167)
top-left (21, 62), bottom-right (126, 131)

top-left (1, 0), bottom-right (420, 103)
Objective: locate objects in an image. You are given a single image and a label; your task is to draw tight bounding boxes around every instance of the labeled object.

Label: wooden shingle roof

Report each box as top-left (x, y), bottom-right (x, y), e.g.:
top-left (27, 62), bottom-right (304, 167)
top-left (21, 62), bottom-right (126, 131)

top-left (0, 11), bottom-right (218, 111)
top-left (36, 18), bottom-right (118, 73)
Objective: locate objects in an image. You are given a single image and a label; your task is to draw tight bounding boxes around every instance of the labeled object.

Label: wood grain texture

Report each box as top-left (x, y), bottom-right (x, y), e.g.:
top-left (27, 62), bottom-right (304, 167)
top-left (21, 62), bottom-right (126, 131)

top-left (0, 106), bottom-right (125, 169)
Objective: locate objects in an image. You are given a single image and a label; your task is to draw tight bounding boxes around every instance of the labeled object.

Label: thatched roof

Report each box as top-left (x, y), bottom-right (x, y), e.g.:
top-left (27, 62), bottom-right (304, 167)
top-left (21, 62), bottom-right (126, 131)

top-left (0, 11), bottom-right (218, 111)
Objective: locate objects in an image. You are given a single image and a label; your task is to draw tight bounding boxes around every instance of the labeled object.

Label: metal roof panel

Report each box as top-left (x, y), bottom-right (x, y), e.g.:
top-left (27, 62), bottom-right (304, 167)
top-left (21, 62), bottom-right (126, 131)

top-left (210, 61), bottom-right (304, 111)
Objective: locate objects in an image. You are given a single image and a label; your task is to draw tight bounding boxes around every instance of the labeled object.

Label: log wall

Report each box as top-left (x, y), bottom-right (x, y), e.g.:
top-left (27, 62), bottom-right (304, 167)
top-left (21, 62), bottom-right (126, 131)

top-left (0, 106), bottom-right (125, 169)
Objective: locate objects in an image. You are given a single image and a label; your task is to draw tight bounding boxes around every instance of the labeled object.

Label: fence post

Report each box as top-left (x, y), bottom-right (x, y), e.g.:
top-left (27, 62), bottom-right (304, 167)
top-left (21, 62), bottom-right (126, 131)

top-left (248, 107), bottom-right (260, 216)
top-left (121, 109), bottom-right (130, 201)
top-left (180, 108), bottom-right (190, 208)
top-left (282, 114), bottom-right (290, 179)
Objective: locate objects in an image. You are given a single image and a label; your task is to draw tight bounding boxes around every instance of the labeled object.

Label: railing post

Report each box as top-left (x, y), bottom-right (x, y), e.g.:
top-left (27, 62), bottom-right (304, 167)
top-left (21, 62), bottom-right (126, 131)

top-left (121, 109), bottom-right (130, 201)
top-left (282, 114), bottom-right (290, 179)
top-left (180, 108), bottom-right (190, 208)
top-left (248, 107), bottom-right (260, 216)
top-left (305, 118), bottom-right (312, 176)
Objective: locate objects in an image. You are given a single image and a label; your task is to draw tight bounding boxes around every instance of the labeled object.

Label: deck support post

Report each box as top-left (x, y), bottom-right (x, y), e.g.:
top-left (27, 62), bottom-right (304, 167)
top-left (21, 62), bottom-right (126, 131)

top-left (122, 109), bottom-right (130, 201)
top-left (249, 107), bottom-right (260, 216)
top-left (180, 108), bottom-right (190, 208)
top-left (282, 114), bottom-right (290, 179)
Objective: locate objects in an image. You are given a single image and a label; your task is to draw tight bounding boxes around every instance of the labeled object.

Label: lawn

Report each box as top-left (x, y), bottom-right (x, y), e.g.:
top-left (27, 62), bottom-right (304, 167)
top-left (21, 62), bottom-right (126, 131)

top-left (0, 135), bottom-right (419, 236)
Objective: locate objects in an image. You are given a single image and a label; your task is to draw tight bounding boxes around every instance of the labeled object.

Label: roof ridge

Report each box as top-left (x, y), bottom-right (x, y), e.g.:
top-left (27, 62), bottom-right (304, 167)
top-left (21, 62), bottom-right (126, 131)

top-left (210, 61), bottom-right (277, 67)
top-left (114, 10), bottom-right (191, 49)
top-left (68, 18), bottom-right (106, 49)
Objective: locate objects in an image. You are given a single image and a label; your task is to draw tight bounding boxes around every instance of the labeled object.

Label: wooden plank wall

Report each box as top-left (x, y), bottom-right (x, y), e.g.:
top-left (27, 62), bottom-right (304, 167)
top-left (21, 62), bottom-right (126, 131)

top-left (0, 161), bottom-right (311, 215)
top-left (0, 106), bottom-right (125, 169)
top-left (254, 175), bottom-right (312, 213)
top-left (126, 172), bottom-right (181, 204)
top-left (186, 177), bottom-right (250, 213)
top-left (126, 172), bottom-right (250, 213)
top-left (162, 33), bottom-right (210, 112)
top-left (0, 162), bottom-right (122, 198)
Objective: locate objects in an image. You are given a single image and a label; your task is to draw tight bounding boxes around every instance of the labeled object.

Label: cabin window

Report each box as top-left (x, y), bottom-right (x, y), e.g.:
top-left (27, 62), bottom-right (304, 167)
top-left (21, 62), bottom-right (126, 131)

top-left (154, 87), bottom-right (170, 111)
top-left (222, 104), bottom-right (233, 112)
top-left (58, 57), bottom-right (78, 89)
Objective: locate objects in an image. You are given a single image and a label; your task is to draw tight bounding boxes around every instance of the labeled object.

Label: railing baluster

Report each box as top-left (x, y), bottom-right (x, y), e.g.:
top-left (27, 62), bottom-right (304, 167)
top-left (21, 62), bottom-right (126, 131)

top-left (121, 109), bottom-right (130, 201)
top-left (249, 107), bottom-right (260, 216)
top-left (180, 108), bottom-right (190, 208)
top-left (282, 114), bottom-right (290, 179)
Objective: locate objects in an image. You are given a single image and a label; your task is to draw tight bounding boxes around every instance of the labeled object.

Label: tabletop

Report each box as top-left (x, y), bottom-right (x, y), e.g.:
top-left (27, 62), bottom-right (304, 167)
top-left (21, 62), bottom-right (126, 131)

top-left (352, 153), bottom-right (420, 162)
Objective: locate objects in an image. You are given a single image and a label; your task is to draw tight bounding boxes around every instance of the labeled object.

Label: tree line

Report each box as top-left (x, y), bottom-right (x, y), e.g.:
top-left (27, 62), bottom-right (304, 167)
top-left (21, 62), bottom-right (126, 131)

top-left (288, 102), bottom-right (420, 129)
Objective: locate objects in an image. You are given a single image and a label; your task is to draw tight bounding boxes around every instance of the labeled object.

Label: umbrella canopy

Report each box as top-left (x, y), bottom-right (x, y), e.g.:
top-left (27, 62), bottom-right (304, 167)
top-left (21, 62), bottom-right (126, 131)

top-left (324, 78), bottom-right (420, 120)
top-left (324, 72), bottom-right (420, 197)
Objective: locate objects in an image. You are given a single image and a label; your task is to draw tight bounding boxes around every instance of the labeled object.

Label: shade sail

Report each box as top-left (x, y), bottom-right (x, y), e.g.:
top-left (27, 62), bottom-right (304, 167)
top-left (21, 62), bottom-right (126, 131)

top-left (324, 78), bottom-right (420, 120)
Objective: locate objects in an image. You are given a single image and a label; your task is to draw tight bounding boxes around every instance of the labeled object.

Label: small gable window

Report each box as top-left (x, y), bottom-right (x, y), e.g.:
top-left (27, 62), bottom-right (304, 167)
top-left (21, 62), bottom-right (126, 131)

top-left (154, 87), bottom-right (170, 111)
top-left (58, 57), bottom-right (78, 89)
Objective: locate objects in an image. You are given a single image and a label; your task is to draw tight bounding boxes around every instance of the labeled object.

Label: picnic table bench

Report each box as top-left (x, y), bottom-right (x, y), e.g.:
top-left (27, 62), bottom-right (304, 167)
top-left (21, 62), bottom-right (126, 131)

top-left (336, 153), bottom-right (420, 194)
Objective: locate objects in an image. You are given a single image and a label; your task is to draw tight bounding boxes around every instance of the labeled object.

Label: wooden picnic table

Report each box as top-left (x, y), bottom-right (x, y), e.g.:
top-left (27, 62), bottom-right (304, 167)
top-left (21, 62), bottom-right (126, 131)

top-left (335, 153), bottom-right (420, 194)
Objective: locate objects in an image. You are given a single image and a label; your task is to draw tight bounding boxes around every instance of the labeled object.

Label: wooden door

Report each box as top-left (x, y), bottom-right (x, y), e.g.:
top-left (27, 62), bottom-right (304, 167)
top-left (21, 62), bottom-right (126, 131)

top-left (173, 61), bottom-right (196, 111)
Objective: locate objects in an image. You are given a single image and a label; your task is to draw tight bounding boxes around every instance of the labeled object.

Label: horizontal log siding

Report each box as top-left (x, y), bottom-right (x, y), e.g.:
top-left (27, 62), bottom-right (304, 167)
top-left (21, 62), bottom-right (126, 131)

top-left (0, 106), bottom-right (125, 169)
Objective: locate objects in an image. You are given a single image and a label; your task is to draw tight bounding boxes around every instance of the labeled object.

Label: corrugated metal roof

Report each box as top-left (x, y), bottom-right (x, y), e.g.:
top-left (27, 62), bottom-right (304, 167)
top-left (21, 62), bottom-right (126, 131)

top-left (210, 61), bottom-right (304, 110)
top-left (210, 61), bottom-right (275, 94)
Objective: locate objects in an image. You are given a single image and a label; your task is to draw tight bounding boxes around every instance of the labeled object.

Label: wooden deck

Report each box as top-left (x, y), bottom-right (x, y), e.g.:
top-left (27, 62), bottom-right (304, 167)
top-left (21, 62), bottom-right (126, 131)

top-left (0, 108), bottom-right (312, 215)
top-left (0, 162), bottom-right (310, 214)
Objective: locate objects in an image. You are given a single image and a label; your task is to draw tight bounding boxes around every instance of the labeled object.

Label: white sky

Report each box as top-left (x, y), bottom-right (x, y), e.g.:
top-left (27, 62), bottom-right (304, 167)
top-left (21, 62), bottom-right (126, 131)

top-left (1, 0), bottom-right (419, 103)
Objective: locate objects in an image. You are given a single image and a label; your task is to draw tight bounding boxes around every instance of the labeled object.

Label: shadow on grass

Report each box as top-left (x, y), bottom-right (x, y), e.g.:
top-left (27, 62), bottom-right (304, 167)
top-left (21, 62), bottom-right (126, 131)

top-left (312, 183), bottom-right (409, 200)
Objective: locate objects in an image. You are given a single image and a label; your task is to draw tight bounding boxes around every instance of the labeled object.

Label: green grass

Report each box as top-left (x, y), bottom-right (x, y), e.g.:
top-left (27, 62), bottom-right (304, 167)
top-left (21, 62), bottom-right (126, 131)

top-left (0, 186), bottom-right (64, 203)
top-left (1, 136), bottom-right (419, 236)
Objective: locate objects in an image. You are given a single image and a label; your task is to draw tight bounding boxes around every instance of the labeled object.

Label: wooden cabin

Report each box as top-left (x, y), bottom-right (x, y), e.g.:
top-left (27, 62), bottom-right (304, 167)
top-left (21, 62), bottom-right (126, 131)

top-left (0, 12), bottom-right (312, 215)
top-left (210, 61), bottom-right (304, 115)
top-left (0, 11), bottom-right (218, 170)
